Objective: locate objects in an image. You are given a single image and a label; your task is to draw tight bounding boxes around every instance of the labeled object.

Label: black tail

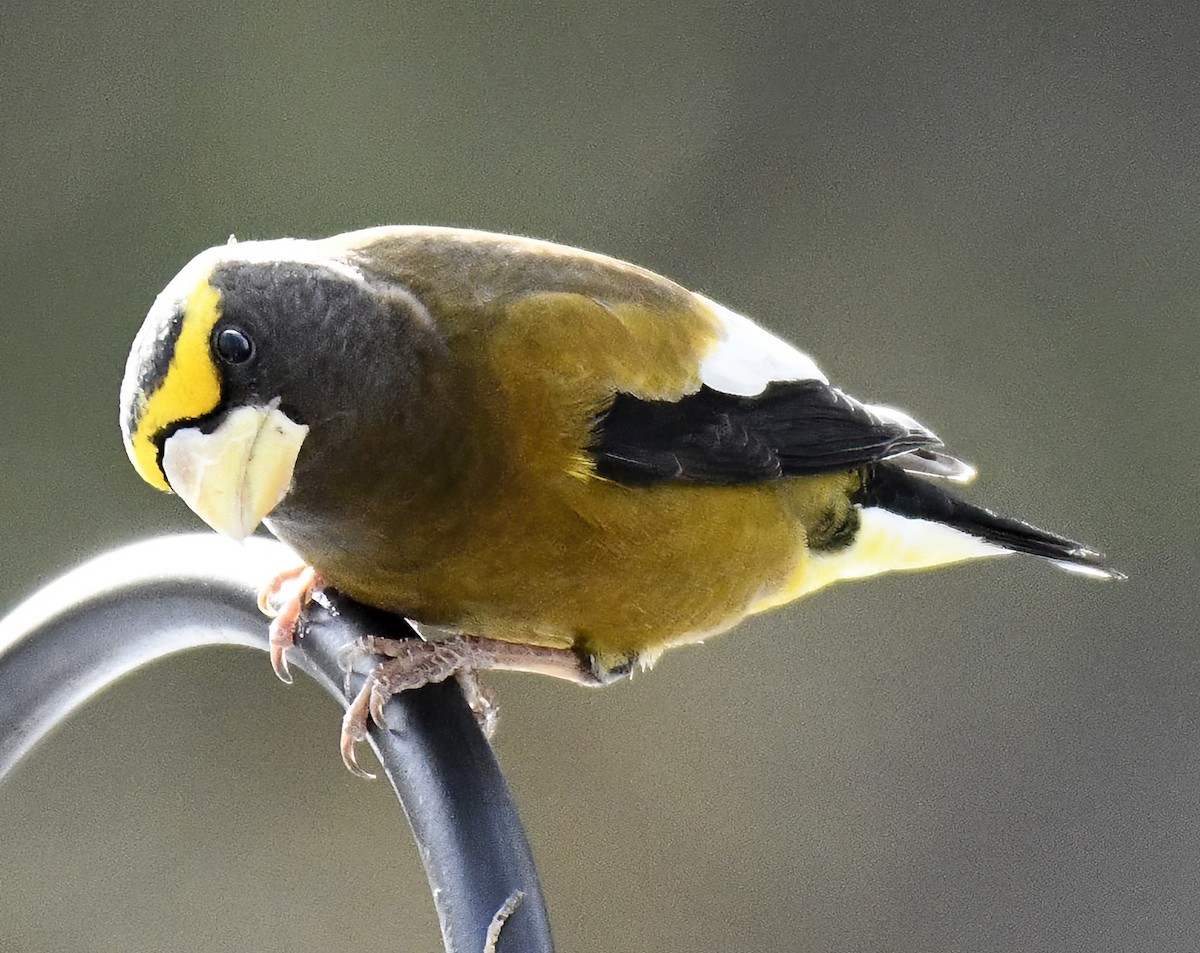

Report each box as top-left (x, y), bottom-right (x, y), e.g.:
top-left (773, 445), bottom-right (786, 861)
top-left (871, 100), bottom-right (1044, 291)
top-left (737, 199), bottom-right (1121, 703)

top-left (857, 464), bottom-right (1124, 579)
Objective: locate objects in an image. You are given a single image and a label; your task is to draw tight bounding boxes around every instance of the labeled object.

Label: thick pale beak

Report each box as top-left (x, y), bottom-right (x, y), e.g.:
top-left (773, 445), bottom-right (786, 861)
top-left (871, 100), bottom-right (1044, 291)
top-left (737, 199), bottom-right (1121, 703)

top-left (160, 402), bottom-right (309, 541)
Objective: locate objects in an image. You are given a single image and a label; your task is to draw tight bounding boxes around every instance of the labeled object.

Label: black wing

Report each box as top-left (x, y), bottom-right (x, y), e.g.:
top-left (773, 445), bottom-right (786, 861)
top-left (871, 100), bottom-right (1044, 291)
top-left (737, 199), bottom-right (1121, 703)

top-left (589, 380), bottom-right (940, 485)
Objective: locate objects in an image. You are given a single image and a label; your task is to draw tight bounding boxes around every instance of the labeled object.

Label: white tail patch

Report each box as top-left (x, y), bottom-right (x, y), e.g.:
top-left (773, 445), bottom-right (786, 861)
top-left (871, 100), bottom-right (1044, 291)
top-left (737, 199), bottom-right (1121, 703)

top-left (1049, 559), bottom-right (1122, 580)
top-left (694, 293), bottom-right (828, 396)
top-left (893, 449), bottom-right (978, 483)
top-left (753, 506), bottom-right (1010, 612)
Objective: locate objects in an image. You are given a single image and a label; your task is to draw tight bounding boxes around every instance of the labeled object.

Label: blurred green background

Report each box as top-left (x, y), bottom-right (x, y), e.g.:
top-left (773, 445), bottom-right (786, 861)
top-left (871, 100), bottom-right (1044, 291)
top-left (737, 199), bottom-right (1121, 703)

top-left (1, 2), bottom-right (1195, 951)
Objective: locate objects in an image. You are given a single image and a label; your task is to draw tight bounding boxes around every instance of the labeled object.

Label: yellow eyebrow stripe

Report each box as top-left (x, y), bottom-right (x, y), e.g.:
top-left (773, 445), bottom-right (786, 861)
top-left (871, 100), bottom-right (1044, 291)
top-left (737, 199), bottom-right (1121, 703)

top-left (130, 280), bottom-right (224, 491)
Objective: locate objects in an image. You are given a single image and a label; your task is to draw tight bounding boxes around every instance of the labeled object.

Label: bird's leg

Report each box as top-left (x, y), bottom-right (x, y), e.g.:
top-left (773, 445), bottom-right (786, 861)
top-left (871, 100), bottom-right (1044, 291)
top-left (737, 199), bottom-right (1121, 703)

top-left (257, 564), bottom-right (325, 684)
top-left (339, 634), bottom-right (628, 778)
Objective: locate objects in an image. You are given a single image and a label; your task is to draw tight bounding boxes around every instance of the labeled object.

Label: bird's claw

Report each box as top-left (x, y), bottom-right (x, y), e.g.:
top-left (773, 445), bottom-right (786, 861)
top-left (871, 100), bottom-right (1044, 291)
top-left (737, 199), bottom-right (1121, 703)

top-left (339, 645), bottom-right (407, 779)
top-left (369, 679), bottom-right (392, 729)
top-left (340, 686), bottom-right (377, 780)
top-left (457, 669), bottom-right (499, 740)
top-left (257, 564), bottom-right (323, 684)
top-left (268, 617), bottom-right (295, 684)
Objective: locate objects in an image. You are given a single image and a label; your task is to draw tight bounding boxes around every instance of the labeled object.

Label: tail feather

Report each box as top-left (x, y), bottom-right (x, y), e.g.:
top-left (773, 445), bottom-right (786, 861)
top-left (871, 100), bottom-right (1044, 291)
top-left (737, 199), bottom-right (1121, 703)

top-left (858, 464), bottom-right (1124, 580)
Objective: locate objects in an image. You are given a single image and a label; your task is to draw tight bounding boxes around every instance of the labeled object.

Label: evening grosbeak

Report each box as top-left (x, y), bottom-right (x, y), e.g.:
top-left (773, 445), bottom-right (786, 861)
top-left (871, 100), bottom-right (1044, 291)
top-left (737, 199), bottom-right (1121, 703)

top-left (119, 227), bottom-right (1120, 774)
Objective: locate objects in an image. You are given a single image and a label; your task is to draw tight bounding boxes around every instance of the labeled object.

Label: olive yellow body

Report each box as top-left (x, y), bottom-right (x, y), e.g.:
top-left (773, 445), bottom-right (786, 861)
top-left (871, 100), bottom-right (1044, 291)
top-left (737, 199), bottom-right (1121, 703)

top-left (255, 230), bottom-right (855, 667)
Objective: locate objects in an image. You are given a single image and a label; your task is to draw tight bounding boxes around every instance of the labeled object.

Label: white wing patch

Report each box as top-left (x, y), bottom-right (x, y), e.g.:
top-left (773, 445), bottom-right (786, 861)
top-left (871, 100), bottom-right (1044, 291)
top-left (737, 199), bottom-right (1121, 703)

top-left (691, 292), bottom-right (983, 486)
top-left (693, 293), bottom-right (827, 396)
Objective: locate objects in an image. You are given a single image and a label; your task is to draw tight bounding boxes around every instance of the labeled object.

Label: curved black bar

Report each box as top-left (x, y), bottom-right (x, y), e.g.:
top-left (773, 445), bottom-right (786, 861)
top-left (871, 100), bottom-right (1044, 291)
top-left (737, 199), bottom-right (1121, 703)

top-left (0, 535), bottom-right (554, 953)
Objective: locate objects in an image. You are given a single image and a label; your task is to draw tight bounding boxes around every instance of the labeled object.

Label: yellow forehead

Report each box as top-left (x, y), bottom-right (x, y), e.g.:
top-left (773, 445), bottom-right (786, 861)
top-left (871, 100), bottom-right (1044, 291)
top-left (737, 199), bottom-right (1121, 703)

top-left (128, 279), bottom-right (225, 491)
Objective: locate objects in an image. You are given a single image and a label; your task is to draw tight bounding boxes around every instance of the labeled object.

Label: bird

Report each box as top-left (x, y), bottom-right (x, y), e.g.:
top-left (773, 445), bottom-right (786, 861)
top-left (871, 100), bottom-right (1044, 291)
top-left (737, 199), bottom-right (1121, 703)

top-left (118, 225), bottom-right (1121, 774)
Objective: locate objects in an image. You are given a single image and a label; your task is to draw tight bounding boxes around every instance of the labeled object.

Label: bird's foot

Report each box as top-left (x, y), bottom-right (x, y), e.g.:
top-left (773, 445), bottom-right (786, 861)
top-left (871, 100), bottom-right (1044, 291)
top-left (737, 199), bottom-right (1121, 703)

top-left (257, 564), bottom-right (325, 684)
top-left (336, 633), bottom-right (499, 754)
top-left (338, 634), bottom-right (619, 778)
top-left (340, 634), bottom-right (481, 778)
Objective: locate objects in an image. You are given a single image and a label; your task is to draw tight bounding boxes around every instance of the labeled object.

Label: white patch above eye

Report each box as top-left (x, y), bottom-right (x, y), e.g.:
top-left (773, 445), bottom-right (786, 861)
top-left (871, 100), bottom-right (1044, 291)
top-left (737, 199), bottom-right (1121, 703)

top-left (152, 237), bottom-right (368, 322)
top-left (207, 236), bottom-right (367, 285)
top-left (693, 293), bottom-right (828, 397)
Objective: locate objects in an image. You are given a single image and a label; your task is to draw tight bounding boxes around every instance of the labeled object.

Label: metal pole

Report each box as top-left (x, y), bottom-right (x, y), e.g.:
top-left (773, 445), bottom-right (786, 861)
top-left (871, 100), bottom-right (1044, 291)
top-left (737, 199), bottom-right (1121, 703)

top-left (0, 534), bottom-right (555, 953)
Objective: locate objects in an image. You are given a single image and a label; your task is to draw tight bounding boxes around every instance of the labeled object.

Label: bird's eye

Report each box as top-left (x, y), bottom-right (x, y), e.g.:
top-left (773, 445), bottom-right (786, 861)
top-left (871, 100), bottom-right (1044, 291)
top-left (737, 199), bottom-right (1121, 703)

top-left (214, 326), bottom-right (255, 364)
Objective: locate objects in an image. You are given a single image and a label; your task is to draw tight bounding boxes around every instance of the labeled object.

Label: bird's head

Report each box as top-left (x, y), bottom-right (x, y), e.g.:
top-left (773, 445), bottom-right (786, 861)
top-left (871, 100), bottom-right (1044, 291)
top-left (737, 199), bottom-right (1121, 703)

top-left (119, 236), bottom-right (435, 541)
